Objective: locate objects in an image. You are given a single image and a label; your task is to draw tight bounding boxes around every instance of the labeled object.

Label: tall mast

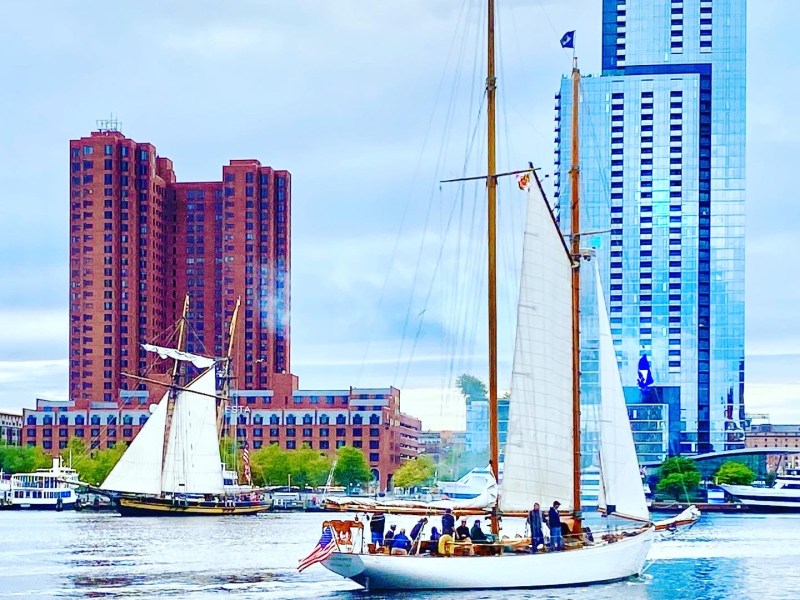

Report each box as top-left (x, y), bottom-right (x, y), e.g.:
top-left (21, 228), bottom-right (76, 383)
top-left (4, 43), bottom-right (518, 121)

top-left (161, 293), bottom-right (190, 492)
top-left (569, 56), bottom-right (583, 530)
top-left (486, 0), bottom-right (500, 536)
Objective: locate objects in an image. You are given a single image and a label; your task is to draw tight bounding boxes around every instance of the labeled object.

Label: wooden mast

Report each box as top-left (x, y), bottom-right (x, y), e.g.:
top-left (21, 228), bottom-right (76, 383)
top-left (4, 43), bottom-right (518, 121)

top-left (486, 0), bottom-right (500, 537)
top-left (569, 55), bottom-right (583, 531)
top-left (160, 293), bottom-right (191, 491)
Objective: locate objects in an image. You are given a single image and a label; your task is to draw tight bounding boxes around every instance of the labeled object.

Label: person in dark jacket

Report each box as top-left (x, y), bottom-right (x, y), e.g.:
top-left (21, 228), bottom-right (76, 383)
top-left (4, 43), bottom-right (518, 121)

top-left (390, 528), bottom-right (412, 555)
top-left (370, 512), bottom-right (386, 547)
top-left (441, 508), bottom-right (455, 536)
top-left (527, 502), bottom-right (544, 552)
top-left (455, 518), bottom-right (471, 541)
top-left (410, 517), bottom-right (428, 545)
top-left (547, 501), bottom-right (563, 551)
top-left (384, 523), bottom-right (397, 546)
top-left (469, 519), bottom-right (489, 543)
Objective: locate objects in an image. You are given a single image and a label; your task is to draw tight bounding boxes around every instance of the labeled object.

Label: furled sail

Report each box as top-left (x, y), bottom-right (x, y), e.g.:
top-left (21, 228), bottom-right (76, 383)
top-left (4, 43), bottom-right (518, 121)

top-left (500, 183), bottom-right (574, 513)
top-left (101, 389), bottom-right (170, 495)
top-left (141, 344), bottom-right (216, 369)
top-left (160, 367), bottom-right (226, 495)
top-left (594, 261), bottom-right (650, 522)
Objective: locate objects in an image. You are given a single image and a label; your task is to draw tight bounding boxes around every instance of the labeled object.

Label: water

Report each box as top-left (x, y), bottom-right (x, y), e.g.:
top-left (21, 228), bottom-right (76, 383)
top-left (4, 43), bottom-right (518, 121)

top-left (1, 511), bottom-right (799, 599)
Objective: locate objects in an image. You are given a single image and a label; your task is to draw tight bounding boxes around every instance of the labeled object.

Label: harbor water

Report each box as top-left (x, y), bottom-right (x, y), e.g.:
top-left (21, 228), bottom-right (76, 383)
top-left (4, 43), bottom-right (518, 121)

top-left (1, 511), bottom-right (799, 599)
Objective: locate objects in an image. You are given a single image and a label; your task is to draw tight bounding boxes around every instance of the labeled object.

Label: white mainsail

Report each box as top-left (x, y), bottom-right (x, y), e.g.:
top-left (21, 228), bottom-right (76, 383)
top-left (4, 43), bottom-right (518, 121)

top-left (101, 389), bottom-right (170, 495)
top-left (594, 261), bottom-right (649, 522)
top-left (501, 184), bottom-right (574, 512)
top-left (161, 367), bottom-right (225, 495)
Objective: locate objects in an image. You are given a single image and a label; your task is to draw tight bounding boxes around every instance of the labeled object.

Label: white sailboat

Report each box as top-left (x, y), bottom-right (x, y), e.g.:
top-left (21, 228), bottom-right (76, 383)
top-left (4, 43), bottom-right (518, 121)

top-left (100, 335), bottom-right (269, 515)
top-left (311, 1), bottom-right (654, 589)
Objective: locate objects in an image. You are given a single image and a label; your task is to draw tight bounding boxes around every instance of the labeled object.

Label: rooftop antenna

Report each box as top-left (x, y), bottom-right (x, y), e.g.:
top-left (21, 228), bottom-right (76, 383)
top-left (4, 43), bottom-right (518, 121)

top-left (96, 113), bottom-right (121, 132)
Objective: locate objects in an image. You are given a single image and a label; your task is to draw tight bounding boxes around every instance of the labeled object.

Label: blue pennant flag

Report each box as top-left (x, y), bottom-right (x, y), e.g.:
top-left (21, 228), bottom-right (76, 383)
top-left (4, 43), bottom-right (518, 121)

top-left (560, 30), bottom-right (575, 49)
top-left (638, 354), bottom-right (654, 392)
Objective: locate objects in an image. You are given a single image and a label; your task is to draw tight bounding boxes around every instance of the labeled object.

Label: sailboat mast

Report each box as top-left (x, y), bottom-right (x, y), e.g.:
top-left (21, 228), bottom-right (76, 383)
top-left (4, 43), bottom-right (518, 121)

top-left (569, 58), bottom-right (583, 528)
top-left (486, 0), bottom-right (500, 536)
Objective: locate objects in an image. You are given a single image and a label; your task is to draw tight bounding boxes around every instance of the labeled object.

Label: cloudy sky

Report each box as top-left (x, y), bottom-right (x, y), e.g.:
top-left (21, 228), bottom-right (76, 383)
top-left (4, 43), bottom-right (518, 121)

top-left (0, 0), bottom-right (798, 430)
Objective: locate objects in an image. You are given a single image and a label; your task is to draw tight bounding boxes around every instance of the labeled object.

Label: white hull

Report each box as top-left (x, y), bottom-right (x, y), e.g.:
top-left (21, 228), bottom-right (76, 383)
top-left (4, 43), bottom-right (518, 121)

top-left (720, 484), bottom-right (800, 511)
top-left (322, 527), bottom-right (654, 590)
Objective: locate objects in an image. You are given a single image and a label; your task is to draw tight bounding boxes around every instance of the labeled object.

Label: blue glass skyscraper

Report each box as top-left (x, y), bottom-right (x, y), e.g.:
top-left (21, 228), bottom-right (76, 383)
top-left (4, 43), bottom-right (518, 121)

top-left (555, 0), bottom-right (746, 459)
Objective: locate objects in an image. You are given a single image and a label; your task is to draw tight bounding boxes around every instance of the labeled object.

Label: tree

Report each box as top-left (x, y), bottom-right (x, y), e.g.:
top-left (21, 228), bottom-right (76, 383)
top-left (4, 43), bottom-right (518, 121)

top-left (392, 455), bottom-right (436, 489)
top-left (83, 444), bottom-right (127, 485)
top-left (334, 446), bottom-right (371, 488)
top-left (0, 443), bottom-right (52, 474)
top-left (715, 461), bottom-right (755, 486)
top-left (657, 472), bottom-right (700, 501)
top-left (656, 457), bottom-right (701, 501)
top-left (456, 374), bottom-right (487, 401)
top-left (287, 444), bottom-right (332, 489)
top-left (251, 443), bottom-right (290, 486)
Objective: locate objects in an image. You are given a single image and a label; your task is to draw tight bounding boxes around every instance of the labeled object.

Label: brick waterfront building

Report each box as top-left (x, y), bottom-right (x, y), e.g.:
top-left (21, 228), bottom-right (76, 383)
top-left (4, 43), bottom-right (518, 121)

top-left (22, 126), bottom-right (421, 490)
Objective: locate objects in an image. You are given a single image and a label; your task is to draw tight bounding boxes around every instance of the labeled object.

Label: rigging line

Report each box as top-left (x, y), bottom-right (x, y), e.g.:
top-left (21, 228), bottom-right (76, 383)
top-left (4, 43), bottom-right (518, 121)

top-left (388, 0), bottom-right (478, 385)
top-left (392, 0), bottom-right (484, 386)
top-left (353, 0), bottom-right (473, 386)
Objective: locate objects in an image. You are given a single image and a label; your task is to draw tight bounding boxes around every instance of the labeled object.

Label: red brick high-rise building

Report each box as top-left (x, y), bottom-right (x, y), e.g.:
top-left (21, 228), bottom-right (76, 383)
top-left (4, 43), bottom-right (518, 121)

top-left (66, 127), bottom-right (293, 408)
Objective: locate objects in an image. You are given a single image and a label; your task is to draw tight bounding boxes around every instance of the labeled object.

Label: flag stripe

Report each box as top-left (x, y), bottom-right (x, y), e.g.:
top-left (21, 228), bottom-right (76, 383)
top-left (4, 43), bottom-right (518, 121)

top-left (298, 526), bottom-right (336, 572)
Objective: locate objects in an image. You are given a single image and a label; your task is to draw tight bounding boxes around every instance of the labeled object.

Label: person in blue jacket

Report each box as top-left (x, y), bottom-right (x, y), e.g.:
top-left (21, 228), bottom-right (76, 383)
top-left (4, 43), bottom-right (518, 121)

top-left (391, 528), bottom-right (412, 555)
top-left (547, 501), bottom-right (563, 551)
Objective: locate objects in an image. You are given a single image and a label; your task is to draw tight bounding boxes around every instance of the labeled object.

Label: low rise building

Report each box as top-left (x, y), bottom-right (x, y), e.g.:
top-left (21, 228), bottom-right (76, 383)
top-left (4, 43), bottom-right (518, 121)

top-left (746, 424), bottom-right (800, 471)
top-left (1, 409), bottom-right (22, 446)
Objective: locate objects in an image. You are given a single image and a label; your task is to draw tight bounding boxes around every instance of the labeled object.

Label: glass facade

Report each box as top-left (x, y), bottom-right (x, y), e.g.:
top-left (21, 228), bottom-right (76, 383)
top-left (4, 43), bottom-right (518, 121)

top-left (555, 0), bottom-right (746, 459)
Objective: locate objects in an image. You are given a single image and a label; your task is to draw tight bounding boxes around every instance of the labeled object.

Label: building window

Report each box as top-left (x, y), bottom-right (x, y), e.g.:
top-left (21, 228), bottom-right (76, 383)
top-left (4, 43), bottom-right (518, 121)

top-left (286, 428), bottom-right (296, 437)
top-left (286, 415), bottom-right (296, 425)
top-left (286, 440), bottom-right (296, 450)
top-left (370, 441), bottom-right (379, 450)
top-left (369, 453), bottom-right (380, 462)
top-left (320, 428), bottom-right (329, 437)
top-left (336, 414), bottom-right (346, 425)
top-left (303, 428), bottom-right (312, 437)
top-left (320, 440), bottom-right (329, 450)
top-left (336, 428), bottom-right (346, 437)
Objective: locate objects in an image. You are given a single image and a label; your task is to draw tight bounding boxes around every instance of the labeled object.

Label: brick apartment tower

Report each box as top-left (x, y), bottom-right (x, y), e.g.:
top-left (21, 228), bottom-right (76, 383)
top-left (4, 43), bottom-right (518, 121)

top-left (68, 128), bottom-right (294, 407)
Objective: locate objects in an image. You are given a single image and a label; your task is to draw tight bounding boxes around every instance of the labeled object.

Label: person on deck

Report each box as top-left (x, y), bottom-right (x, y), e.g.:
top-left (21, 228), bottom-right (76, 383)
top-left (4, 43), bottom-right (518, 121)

top-left (527, 502), bottom-right (545, 553)
top-left (370, 511), bottom-right (386, 547)
top-left (429, 526), bottom-right (441, 554)
top-left (442, 508), bottom-right (455, 536)
top-left (455, 518), bottom-right (471, 541)
top-left (409, 517), bottom-right (428, 549)
top-left (384, 523), bottom-right (397, 546)
top-left (469, 519), bottom-right (489, 543)
top-left (390, 528), bottom-right (412, 555)
top-left (547, 501), bottom-right (563, 551)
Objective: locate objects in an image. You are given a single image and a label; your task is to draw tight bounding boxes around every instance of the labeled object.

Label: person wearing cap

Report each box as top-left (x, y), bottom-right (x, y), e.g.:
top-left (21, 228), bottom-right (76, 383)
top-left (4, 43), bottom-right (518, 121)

top-left (469, 519), bottom-right (489, 544)
top-left (547, 501), bottom-right (563, 551)
top-left (390, 528), bottom-right (412, 555)
top-left (455, 517), bottom-right (471, 541)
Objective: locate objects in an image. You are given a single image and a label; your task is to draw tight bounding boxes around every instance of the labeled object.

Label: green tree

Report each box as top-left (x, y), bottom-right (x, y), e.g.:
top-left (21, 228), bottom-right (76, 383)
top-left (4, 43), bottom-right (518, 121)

top-left (251, 443), bottom-right (290, 486)
top-left (334, 446), bottom-right (371, 488)
top-left (715, 461), bottom-right (755, 486)
top-left (656, 471), bottom-right (701, 501)
top-left (82, 443), bottom-right (127, 485)
top-left (659, 456), bottom-right (699, 478)
top-left (392, 455), bottom-right (436, 488)
top-left (219, 437), bottom-right (237, 471)
top-left (60, 438), bottom-right (92, 481)
top-left (656, 457), bottom-right (700, 501)
top-left (456, 374), bottom-right (487, 401)
top-left (0, 443), bottom-right (52, 474)
top-left (287, 444), bottom-right (333, 488)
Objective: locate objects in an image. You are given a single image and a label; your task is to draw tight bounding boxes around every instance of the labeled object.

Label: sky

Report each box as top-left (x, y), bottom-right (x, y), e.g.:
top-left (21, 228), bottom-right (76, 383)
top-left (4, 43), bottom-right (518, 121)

top-left (0, 0), bottom-right (798, 431)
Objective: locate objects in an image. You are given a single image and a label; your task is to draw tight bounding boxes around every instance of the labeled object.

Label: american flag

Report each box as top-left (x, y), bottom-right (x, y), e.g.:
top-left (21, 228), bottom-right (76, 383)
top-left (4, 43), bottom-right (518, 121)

top-left (242, 439), bottom-right (252, 485)
top-left (298, 526), bottom-right (336, 572)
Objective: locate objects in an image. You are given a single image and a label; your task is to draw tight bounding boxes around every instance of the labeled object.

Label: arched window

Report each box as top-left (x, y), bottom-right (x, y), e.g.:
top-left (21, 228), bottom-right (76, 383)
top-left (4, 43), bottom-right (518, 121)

top-left (253, 414), bottom-right (264, 425)
top-left (269, 415), bottom-right (280, 425)
top-left (352, 414), bottom-right (363, 425)
top-left (139, 414), bottom-right (149, 425)
top-left (336, 414), bottom-right (347, 425)
top-left (369, 414), bottom-right (380, 425)
top-left (320, 414), bottom-right (330, 425)
top-left (302, 414), bottom-right (313, 425)
top-left (122, 415), bottom-right (133, 425)
top-left (58, 415), bottom-right (68, 425)
top-left (237, 414), bottom-right (247, 424)
top-left (91, 415), bottom-right (101, 425)
top-left (75, 415), bottom-right (85, 425)
top-left (286, 415), bottom-right (296, 425)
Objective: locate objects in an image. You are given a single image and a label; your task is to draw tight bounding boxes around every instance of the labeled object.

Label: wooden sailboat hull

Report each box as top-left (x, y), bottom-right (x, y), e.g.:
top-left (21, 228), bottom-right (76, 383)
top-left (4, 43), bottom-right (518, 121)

top-left (116, 496), bottom-right (269, 516)
top-left (322, 526), bottom-right (654, 590)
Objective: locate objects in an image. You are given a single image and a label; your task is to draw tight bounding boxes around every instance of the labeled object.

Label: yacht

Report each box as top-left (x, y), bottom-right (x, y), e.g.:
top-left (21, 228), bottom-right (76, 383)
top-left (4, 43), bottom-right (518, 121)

top-left (4, 457), bottom-right (80, 510)
top-left (720, 468), bottom-right (800, 512)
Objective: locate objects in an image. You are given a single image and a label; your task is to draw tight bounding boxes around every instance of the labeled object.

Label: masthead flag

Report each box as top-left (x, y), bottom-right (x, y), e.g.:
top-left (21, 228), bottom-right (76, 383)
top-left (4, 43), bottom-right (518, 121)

top-left (516, 171), bottom-right (531, 191)
top-left (242, 438), bottom-right (252, 485)
top-left (560, 30), bottom-right (575, 49)
top-left (638, 353), bottom-right (654, 392)
top-left (298, 526), bottom-right (336, 572)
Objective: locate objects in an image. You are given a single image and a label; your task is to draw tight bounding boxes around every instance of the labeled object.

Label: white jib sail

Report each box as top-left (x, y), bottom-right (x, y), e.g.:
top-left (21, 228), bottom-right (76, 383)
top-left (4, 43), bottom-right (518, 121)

top-left (101, 389), bottom-right (170, 495)
top-left (141, 344), bottom-right (216, 369)
top-left (161, 368), bottom-right (226, 495)
top-left (501, 184), bottom-right (574, 513)
top-left (594, 261), bottom-right (650, 522)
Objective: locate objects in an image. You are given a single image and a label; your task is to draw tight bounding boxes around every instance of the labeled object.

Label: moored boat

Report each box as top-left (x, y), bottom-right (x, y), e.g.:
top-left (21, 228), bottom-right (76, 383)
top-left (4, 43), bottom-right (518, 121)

top-left (1, 457), bottom-right (79, 511)
top-left (720, 469), bottom-right (800, 512)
